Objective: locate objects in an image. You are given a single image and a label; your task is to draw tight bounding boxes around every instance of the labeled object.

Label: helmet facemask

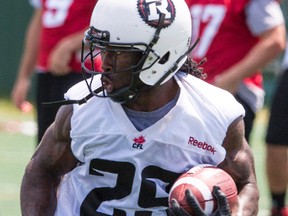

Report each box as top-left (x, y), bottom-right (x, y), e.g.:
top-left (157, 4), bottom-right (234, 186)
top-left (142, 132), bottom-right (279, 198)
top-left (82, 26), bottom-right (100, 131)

top-left (81, 15), bottom-right (167, 104)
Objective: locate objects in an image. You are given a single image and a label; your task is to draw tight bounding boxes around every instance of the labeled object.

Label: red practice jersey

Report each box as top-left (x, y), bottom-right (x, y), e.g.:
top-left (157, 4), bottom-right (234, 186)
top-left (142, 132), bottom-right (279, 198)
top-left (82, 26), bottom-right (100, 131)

top-left (37, 0), bottom-right (98, 73)
top-left (185, 0), bottom-right (262, 88)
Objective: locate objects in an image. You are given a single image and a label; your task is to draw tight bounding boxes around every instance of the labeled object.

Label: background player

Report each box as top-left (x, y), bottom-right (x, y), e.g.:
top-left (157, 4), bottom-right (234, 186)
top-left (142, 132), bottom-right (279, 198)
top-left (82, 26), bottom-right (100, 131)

top-left (185, 0), bottom-right (286, 142)
top-left (11, 0), bottom-right (99, 143)
top-left (266, 38), bottom-right (288, 216)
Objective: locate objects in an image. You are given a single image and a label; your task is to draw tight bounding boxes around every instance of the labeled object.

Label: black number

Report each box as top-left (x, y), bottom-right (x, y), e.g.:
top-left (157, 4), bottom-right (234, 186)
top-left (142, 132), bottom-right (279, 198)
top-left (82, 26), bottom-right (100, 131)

top-left (80, 159), bottom-right (180, 215)
top-left (80, 159), bottom-right (135, 215)
top-left (139, 166), bottom-right (179, 208)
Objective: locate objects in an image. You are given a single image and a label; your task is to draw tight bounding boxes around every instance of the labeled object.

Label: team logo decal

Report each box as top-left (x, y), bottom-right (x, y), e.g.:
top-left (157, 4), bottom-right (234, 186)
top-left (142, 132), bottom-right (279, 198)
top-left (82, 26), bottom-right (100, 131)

top-left (137, 0), bottom-right (176, 28)
top-left (132, 136), bottom-right (146, 150)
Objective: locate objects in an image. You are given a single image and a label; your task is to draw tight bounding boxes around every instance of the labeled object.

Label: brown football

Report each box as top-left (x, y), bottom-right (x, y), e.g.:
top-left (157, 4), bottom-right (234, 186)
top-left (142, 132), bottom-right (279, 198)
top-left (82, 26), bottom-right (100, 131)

top-left (169, 165), bottom-right (238, 215)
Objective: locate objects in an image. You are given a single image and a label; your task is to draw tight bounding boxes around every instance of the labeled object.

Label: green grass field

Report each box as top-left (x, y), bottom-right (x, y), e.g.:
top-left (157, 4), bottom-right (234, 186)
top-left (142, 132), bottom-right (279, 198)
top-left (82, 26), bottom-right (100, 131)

top-left (0, 100), bottom-right (36, 216)
top-left (0, 99), bottom-right (274, 216)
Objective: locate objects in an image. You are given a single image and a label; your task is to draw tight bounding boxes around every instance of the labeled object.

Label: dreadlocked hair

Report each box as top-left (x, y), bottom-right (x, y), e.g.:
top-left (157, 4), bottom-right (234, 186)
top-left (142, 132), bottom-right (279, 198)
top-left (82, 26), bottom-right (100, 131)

top-left (180, 57), bottom-right (207, 80)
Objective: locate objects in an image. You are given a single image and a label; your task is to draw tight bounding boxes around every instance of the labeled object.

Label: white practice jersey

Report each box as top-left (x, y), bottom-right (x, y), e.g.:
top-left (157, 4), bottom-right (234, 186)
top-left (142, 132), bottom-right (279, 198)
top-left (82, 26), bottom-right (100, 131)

top-left (55, 72), bottom-right (245, 216)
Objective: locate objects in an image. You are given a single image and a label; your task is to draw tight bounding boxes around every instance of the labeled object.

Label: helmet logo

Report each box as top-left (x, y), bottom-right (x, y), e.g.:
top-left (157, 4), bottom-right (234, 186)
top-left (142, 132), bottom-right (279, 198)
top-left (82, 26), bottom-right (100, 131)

top-left (137, 0), bottom-right (176, 28)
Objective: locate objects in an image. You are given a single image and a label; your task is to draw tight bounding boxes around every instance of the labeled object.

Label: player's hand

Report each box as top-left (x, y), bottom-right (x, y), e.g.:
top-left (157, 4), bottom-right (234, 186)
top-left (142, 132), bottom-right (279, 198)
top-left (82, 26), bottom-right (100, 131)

top-left (212, 73), bottom-right (240, 95)
top-left (11, 78), bottom-right (34, 113)
top-left (211, 186), bottom-right (231, 216)
top-left (167, 186), bottom-right (231, 216)
top-left (167, 197), bottom-right (192, 216)
top-left (48, 39), bottom-right (73, 75)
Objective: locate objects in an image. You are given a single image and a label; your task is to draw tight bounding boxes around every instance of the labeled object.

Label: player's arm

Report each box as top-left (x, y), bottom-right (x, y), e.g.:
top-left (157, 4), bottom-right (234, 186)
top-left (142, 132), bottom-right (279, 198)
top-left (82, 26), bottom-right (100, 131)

top-left (48, 27), bottom-right (89, 75)
top-left (213, 12), bottom-right (286, 94)
top-left (11, 8), bottom-right (41, 111)
top-left (169, 117), bottom-right (258, 216)
top-left (219, 116), bottom-right (259, 216)
top-left (20, 104), bottom-right (79, 216)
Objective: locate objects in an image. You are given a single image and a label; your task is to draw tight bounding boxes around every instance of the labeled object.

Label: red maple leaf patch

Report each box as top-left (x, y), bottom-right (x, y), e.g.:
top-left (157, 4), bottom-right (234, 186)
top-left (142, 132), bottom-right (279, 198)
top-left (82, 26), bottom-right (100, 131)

top-left (133, 136), bottom-right (145, 144)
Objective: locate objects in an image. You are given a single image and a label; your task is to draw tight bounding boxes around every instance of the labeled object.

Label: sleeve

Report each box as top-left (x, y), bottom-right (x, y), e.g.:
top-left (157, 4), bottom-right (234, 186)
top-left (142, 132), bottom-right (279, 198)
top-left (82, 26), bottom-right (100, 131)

top-left (246, 0), bottom-right (284, 36)
top-left (64, 77), bottom-right (102, 101)
top-left (282, 40), bottom-right (288, 70)
top-left (29, 0), bottom-right (42, 9)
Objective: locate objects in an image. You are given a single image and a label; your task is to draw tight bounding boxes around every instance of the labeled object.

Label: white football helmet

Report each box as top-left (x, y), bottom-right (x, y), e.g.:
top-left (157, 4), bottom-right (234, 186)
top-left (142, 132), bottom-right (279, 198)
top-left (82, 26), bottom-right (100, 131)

top-left (82, 0), bottom-right (192, 103)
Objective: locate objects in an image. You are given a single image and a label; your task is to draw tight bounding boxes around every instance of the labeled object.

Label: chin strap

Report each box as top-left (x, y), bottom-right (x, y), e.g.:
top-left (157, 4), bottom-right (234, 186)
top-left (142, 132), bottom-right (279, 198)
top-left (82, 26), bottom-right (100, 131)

top-left (155, 38), bottom-right (200, 85)
top-left (148, 13), bottom-right (165, 47)
top-left (42, 86), bottom-right (103, 107)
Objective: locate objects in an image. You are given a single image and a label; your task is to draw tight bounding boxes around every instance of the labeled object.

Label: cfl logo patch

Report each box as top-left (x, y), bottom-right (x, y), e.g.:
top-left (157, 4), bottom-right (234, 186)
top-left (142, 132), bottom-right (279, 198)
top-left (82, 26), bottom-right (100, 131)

top-left (132, 136), bottom-right (146, 150)
top-left (137, 0), bottom-right (176, 28)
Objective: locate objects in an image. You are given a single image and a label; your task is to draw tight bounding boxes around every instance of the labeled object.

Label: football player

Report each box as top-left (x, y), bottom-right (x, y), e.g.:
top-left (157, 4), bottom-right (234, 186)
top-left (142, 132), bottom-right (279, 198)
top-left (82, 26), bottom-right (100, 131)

top-left (20, 0), bottom-right (259, 215)
top-left (185, 0), bottom-right (285, 142)
top-left (11, 0), bottom-right (100, 143)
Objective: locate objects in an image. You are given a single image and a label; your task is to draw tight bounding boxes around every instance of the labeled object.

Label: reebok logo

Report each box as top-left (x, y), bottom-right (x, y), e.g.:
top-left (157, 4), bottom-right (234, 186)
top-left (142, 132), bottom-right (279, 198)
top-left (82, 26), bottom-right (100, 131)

top-left (188, 136), bottom-right (216, 154)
